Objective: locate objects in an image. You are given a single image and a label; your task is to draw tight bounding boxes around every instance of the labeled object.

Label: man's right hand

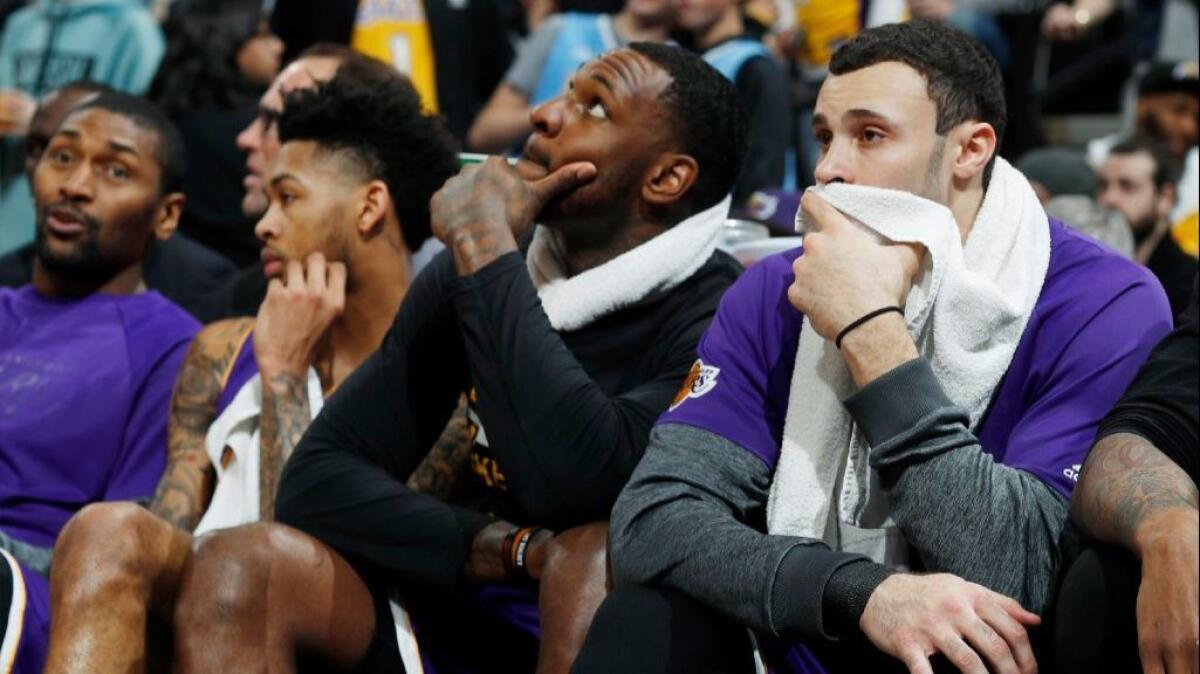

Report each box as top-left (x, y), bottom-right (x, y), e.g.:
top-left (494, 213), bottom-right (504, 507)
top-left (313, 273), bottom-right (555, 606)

top-left (0, 89), bottom-right (35, 136)
top-left (254, 253), bottom-right (346, 378)
top-left (860, 573), bottom-right (1040, 674)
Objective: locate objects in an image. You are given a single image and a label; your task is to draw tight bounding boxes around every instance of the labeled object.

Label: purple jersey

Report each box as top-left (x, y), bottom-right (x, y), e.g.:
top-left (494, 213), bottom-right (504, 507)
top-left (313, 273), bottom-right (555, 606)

top-left (0, 285), bottom-right (197, 673)
top-left (662, 218), bottom-right (1172, 500)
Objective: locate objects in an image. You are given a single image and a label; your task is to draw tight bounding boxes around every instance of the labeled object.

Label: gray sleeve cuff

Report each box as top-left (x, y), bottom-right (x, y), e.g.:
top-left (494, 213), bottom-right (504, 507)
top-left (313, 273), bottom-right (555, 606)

top-left (821, 559), bottom-right (897, 637)
top-left (843, 357), bottom-right (958, 449)
top-left (768, 544), bottom-right (871, 640)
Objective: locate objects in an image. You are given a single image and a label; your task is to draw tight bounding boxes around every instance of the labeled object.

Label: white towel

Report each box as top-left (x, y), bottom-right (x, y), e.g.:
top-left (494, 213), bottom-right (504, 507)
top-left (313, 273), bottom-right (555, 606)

top-left (194, 369), bottom-right (324, 537)
top-left (527, 196), bottom-right (731, 331)
top-left (193, 370), bottom-right (424, 673)
top-left (765, 158), bottom-right (1051, 564)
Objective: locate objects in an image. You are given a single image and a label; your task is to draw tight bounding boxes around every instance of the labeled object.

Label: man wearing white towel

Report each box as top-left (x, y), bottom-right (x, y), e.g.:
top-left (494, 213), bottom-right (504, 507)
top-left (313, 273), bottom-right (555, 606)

top-left (574, 20), bottom-right (1174, 674)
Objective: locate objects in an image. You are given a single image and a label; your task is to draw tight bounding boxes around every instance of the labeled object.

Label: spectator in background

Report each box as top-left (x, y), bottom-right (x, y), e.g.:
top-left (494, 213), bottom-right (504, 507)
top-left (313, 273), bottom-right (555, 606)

top-left (1018, 145), bottom-right (1135, 256)
top-left (196, 44), bottom-right (352, 322)
top-left (268, 0), bottom-right (514, 142)
top-left (676, 0), bottom-right (788, 203)
top-left (1089, 61), bottom-right (1199, 227)
top-left (149, 0), bottom-right (285, 268)
top-left (0, 81), bottom-right (237, 318)
top-left (0, 0), bottom-right (165, 253)
top-left (1099, 136), bottom-right (1198, 318)
top-left (0, 90), bottom-right (200, 674)
top-left (1057, 278), bottom-right (1198, 674)
top-left (468, 0), bottom-right (674, 153)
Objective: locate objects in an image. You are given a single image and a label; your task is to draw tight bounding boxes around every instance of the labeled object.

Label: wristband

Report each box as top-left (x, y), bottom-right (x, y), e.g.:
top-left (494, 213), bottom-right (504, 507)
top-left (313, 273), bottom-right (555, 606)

top-left (835, 306), bottom-right (903, 350)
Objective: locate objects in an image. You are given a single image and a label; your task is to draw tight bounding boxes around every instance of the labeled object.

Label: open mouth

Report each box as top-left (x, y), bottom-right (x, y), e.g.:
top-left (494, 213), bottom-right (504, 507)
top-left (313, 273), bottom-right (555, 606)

top-left (45, 205), bottom-right (89, 237)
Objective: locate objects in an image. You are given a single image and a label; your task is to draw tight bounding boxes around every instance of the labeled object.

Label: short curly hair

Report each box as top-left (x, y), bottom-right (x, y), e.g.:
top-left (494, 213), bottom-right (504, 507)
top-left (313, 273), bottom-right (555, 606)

top-left (277, 60), bottom-right (459, 251)
top-left (830, 20), bottom-right (1007, 186)
top-left (628, 42), bottom-right (749, 213)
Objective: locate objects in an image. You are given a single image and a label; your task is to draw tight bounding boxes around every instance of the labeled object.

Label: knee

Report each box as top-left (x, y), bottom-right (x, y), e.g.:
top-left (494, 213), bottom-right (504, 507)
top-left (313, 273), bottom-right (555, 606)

top-left (174, 523), bottom-right (277, 627)
top-left (52, 502), bottom-right (165, 592)
top-left (541, 522), bottom-right (609, 590)
top-left (174, 523), bottom-right (326, 629)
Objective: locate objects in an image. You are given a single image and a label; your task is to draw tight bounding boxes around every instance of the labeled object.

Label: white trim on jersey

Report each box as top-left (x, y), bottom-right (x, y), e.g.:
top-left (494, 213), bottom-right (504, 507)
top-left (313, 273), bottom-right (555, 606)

top-left (0, 549), bottom-right (27, 674)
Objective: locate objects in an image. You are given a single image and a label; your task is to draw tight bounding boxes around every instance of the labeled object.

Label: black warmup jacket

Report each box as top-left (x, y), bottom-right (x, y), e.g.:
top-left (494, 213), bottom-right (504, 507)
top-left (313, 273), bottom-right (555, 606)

top-left (275, 243), bottom-right (741, 593)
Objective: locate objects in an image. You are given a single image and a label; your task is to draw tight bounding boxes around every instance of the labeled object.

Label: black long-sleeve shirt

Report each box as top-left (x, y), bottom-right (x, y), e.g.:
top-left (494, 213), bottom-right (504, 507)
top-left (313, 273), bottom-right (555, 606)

top-left (1097, 276), bottom-right (1199, 482)
top-left (275, 246), bottom-right (740, 592)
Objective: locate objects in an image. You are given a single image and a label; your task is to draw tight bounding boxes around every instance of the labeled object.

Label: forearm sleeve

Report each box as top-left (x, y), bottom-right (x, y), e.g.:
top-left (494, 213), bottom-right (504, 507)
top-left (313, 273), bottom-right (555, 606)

top-left (610, 423), bottom-right (868, 640)
top-left (846, 358), bottom-right (1069, 612)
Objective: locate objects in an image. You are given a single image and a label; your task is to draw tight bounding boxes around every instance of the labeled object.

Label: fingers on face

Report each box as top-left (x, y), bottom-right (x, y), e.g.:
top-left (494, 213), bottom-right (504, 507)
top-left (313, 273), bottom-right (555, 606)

top-left (799, 191), bottom-right (840, 233)
top-left (285, 259), bottom-right (305, 288)
top-left (305, 252), bottom-right (326, 293)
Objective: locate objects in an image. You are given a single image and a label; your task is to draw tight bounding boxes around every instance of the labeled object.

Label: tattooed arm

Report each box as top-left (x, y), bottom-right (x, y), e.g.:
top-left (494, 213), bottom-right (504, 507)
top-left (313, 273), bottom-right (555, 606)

top-left (1071, 432), bottom-right (1199, 552)
top-left (258, 372), bottom-right (313, 521)
top-left (407, 394), bottom-right (474, 500)
top-left (150, 319), bottom-right (253, 531)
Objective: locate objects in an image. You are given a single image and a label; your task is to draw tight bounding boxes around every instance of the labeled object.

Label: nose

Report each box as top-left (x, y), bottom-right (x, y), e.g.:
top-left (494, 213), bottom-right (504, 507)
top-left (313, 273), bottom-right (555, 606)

top-left (237, 118), bottom-right (261, 153)
top-left (1097, 184), bottom-right (1117, 210)
top-left (59, 162), bottom-right (95, 201)
top-left (254, 206), bottom-right (279, 242)
top-left (529, 95), bottom-right (565, 138)
top-left (812, 138), bottom-right (854, 186)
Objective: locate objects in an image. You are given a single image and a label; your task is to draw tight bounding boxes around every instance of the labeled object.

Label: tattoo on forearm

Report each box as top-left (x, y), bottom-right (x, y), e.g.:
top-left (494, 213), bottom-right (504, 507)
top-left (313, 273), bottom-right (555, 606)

top-left (462, 521), bottom-right (514, 584)
top-left (451, 225), bottom-right (517, 276)
top-left (407, 395), bottom-right (474, 500)
top-left (1074, 433), bottom-right (1200, 548)
top-left (151, 321), bottom-right (250, 530)
top-left (259, 371), bottom-right (311, 521)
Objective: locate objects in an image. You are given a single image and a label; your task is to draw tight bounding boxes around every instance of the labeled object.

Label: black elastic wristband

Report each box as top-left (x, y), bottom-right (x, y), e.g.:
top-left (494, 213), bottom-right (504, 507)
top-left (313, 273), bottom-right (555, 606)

top-left (501, 527), bottom-right (521, 576)
top-left (514, 527), bottom-right (544, 577)
top-left (835, 306), bottom-right (903, 350)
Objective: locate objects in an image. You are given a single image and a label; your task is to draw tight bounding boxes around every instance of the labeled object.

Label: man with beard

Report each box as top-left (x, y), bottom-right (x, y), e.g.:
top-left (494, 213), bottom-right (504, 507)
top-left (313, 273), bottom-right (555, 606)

top-left (0, 91), bottom-right (199, 674)
top-left (163, 42), bottom-right (745, 674)
top-left (1099, 136), bottom-right (1198, 318)
top-left (0, 81), bottom-right (237, 318)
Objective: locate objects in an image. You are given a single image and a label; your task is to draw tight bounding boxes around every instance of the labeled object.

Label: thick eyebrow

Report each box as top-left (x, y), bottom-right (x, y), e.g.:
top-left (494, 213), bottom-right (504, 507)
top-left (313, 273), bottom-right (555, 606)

top-left (812, 108), bottom-right (895, 128)
top-left (51, 129), bottom-right (141, 158)
top-left (269, 172), bottom-right (302, 188)
top-left (107, 141), bottom-right (140, 158)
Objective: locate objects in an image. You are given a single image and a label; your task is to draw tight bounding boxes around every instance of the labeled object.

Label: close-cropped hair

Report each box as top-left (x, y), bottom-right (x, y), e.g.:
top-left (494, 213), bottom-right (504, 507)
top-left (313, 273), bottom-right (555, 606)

top-left (1109, 136), bottom-right (1181, 190)
top-left (277, 63), bottom-right (460, 251)
top-left (830, 19), bottom-right (1007, 186)
top-left (72, 92), bottom-right (187, 196)
top-left (627, 42), bottom-right (749, 213)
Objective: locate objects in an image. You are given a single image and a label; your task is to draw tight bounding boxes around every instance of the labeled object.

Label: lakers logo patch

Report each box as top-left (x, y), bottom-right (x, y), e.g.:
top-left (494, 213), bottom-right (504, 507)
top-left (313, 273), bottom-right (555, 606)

top-left (670, 360), bottom-right (720, 411)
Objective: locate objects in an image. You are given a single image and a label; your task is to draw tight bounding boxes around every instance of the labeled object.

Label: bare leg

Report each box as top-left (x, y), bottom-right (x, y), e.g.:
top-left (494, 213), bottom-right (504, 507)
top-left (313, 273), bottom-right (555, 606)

top-left (44, 502), bottom-right (193, 674)
top-left (173, 522), bottom-right (377, 674)
top-left (537, 522), bottom-right (610, 674)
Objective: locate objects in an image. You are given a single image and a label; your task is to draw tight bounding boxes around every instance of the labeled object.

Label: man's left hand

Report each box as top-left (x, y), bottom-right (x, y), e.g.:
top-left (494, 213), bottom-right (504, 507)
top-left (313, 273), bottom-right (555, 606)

top-left (430, 156), bottom-right (595, 275)
top-left (1135, 508), bottom-right (1200, 674)
top-left (787, 191), bottom-right (922, 340)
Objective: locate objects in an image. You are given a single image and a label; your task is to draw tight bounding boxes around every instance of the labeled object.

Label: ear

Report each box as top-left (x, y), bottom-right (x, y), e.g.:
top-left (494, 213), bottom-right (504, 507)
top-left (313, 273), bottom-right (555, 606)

top-left (950, 121), bottom-right (997, 185)
top-left (152, 192), bottom-right (185, 241)
top-left (357, 180), bottom-right (392, 239)
top-left (1157, 181), bottom-right (1177, 220)
top-left (642, 153), bottom-right (699, 208)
